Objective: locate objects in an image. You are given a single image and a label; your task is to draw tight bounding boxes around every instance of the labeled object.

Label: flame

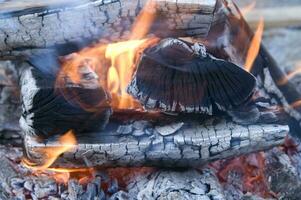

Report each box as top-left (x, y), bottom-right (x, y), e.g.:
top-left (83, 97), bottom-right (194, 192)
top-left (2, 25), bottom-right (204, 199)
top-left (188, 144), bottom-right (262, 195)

top-left (22, 131), bottom-right (77, 171)
top-left (130, 0), bottom-right (156, 40)
top-left (22, 131), bottom-right (96, 184)
top-left (278, 61), bottom-right (301, 85)
top-left (245, 17), bottom-right (264, 72)
top-left (23, 0), bottom-right (158, 184)
top-left (107, 66), bottom-right (120, 93)
top-left (56, 0), bottom-right (157, 110)
top-left (105, 39), bottom-right (147, 108)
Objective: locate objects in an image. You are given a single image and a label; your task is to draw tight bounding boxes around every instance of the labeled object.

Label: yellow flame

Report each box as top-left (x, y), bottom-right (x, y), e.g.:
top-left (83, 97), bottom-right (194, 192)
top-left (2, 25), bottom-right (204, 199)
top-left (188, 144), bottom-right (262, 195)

top-left (56, 0), bottom-right (157, 110)
top-left (245, 17), bottom-right (264, 72)
top-left (22, 131), bottom-right (77, 171)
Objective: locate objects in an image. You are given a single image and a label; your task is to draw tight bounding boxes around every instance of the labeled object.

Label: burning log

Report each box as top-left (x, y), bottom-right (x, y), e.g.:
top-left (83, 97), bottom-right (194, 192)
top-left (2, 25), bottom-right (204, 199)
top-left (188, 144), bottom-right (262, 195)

top-left (20, 61), bottom-right (112, 139)
top-left (24, 116), bottom-right (288, 168)
top-left (18, 0), bottom-right (293, 169)
top-left (128, 38), bottom-right (257, 116)
top-left (0, 0), bottom-right (217, 59)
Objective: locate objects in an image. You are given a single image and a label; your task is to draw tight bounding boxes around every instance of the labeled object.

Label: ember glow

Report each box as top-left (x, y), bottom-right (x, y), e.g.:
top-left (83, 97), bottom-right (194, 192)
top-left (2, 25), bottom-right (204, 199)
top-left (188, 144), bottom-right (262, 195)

top-left (245, 17), bottom-right (264, 72)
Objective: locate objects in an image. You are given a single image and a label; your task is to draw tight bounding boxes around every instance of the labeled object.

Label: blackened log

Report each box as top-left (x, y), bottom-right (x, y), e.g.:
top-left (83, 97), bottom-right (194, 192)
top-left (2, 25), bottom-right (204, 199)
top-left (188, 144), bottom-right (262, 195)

top-left (24, 117), bottom-right (288, 168)
top-left (127, 38), bottom-right (256, 114)
top-left (0, 0), bottom-right (217, 59)
top-left (0, 61), bottom-right (22, 145)
top-left (19, 61), bottom-right (112, 139)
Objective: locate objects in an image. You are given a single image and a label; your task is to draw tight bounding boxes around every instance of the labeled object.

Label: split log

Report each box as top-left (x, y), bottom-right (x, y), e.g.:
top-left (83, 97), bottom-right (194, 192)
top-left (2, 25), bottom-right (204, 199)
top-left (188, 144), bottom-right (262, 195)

top-left (0, 0), bottom-right (217, 59)
top-left (19, 62), bottom-right (112, 139)
top-left (24, 116), bottom-right (288, 168)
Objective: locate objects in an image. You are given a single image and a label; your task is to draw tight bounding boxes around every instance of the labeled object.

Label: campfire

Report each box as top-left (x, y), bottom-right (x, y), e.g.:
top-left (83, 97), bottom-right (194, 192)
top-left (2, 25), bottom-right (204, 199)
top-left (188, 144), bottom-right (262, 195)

top-left (1, 0), bottom-right (301, 199)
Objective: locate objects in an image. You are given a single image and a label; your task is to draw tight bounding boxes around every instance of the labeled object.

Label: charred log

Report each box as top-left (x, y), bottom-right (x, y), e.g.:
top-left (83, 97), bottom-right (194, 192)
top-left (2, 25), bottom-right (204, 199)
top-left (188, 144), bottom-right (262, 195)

top-left (24, 116), bottom-right (288, 168)
top-left (127, 38), bottom-right (256, 115)
top-left (0, 0), bottom-right (217, 59)
top-left (19, 61), bottom-right (112, 139)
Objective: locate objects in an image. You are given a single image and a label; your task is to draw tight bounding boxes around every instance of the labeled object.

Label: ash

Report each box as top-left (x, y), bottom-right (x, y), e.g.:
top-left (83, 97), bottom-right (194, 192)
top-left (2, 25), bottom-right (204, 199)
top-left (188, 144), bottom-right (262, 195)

top-left (3, 139), bottom-right (301, 200)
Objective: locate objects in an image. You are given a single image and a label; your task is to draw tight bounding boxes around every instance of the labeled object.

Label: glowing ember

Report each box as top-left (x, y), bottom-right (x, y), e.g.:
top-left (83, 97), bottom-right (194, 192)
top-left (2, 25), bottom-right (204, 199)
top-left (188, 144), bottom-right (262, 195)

top-left (245, 17), bottom-right (264, 72)
top-left (214, 153), bottom-right (274, 198)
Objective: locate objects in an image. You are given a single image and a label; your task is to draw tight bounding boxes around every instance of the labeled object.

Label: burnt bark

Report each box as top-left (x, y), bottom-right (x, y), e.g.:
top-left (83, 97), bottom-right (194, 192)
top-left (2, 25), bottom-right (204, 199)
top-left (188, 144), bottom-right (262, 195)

top-left (0, 61), bottom-right (22, 145)
top-left (24, 116), bottom-right (288, 168)
top-left (0, 0), bottom-right (217, 59)
top-left (20, 62), bottom-right (112, 139)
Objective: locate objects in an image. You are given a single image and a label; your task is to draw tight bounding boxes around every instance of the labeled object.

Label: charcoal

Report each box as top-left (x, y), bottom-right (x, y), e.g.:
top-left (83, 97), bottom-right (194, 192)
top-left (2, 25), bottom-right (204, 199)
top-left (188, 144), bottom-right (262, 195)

top-left (20, 60), bottom-right (112, 138)
top-left (67, 180), bottom-right (83, 200)
top-left (132, 120), bottom-right (150, 130)
top-left (108, 191), bottom-right (129, 200)
top-left (132, 129), bottom-right (146, 137)
top-left (80, 183), bottom-right (97, 200)
top-left (127, 38), bottom-right (256, 114)
top-left (117, 125), bottom-right (133, 135)
top-left (24, 180), bottom-right (34, 192)
top-left (155, 122), bottom-right (184, 136)
top-left (33, 178), bottom-right (57, 199)
top-left (10, 178), bottom-right (25, 190)
top-left (108, 179), bottom-right (119, 194)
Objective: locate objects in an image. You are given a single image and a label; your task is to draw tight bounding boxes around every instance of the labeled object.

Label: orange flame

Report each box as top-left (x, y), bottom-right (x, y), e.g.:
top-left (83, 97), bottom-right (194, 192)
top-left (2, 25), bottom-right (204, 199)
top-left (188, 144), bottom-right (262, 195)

top-left (22, 131), bottom-right (95, 184)
top-left (56, 0), bottom-right (157, 110)
top-left (22, 131), bottom-right (77, 171)
top-left (245, 17), bottom-right (264, 72)
top-left (278, 61), bottom-right (301, 85)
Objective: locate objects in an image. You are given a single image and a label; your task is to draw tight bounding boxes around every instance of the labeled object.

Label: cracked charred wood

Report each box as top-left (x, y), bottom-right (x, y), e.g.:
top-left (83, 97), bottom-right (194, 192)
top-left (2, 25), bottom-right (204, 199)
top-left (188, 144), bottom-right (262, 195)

top-left (0, 0), bottom-right (217, 59)
top-left (127, 38), bottom-right (258, 121)
top-left (0, 61), bottom-right (22, 145)
top-left (24, 116), bottom-right (288, 168)
top-left (20, 59), bottom-right (112, 139)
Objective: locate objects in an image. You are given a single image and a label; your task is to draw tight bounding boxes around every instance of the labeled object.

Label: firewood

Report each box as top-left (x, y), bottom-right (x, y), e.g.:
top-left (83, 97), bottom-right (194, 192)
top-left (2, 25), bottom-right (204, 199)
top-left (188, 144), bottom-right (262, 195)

top-left (0, 0), bottom-right (217, 59)
top-left (19, 61), bottom-right (112, 139)
top-left (127, 38), bottom-right (256, 114)
top-left (24, 117), bottom-right (288, 168)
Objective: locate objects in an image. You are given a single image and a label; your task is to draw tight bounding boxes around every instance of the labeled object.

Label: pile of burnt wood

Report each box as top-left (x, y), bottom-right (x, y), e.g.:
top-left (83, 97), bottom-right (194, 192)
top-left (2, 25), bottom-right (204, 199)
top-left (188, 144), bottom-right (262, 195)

top-left (1, 0), bottom-right (301, 199)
